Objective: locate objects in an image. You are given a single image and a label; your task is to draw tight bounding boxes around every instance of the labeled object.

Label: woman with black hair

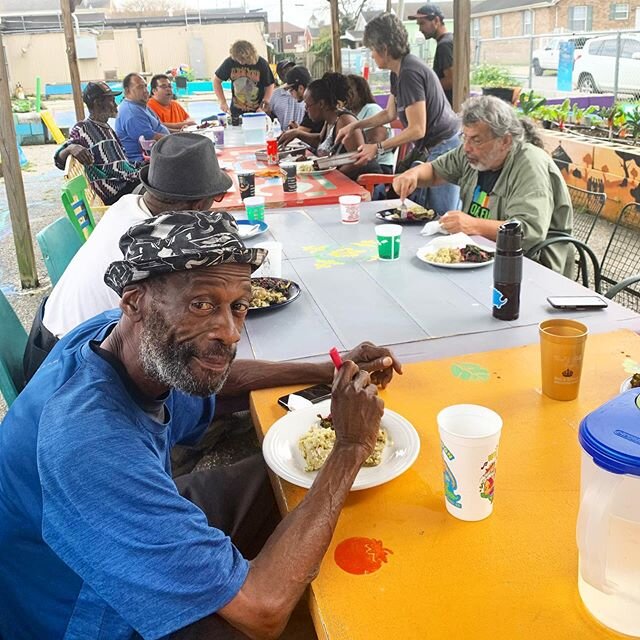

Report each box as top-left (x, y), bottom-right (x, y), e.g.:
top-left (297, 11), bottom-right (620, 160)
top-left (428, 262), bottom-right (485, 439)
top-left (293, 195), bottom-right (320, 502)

top-left (346, 74), bottom-right (394, 174)
top-left (278, 72), bottom-right (380, 179)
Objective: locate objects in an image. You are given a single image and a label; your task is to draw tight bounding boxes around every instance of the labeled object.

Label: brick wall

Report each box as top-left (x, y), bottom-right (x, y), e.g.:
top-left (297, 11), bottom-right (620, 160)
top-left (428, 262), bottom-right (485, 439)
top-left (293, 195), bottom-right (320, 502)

top-left (474, 1), bottom-right (640, 39)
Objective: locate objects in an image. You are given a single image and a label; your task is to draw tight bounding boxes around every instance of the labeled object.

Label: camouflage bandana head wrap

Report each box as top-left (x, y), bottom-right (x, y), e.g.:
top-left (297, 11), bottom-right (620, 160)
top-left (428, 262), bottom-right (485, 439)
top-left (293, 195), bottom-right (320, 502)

top-left (104, 210), bottom-right (266, 296)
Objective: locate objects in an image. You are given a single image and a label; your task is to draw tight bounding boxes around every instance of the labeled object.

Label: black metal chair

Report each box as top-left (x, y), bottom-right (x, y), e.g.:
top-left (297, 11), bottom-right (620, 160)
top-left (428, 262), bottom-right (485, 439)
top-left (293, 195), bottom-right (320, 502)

top-left (567, 185), bottom-right (606, 244)
top-left (600, 202), bottom-right (640, 312)
top-left (525, 235), bottom-right (602, 292)
top-left (604, 274), bottom-right (640, 304)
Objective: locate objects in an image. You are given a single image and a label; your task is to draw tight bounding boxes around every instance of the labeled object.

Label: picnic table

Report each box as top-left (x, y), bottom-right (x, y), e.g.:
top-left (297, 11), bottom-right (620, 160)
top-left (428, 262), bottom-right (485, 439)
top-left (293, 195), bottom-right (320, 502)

top-left (250, 328), bottom-right (640, 639)
top-left (236, 199), bottom-right (640, 363)
top-left (214, 127), bottom-right (370, 210)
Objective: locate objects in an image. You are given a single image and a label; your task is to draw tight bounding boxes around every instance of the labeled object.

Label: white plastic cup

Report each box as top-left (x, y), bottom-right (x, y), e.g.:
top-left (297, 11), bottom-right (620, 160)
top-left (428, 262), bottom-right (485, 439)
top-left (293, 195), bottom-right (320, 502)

top-left (252, 241), bottom-right (282, 278)
top-left (437, 404), bottom-right (503, 521)
top-left (376, 224), bottom-right (402, 260)
top-left (339, 195), bottom-right (361, 224)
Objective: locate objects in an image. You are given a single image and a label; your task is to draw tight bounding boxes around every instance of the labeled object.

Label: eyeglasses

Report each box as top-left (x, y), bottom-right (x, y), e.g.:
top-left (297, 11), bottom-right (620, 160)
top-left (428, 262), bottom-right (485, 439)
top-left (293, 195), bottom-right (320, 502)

top-left (460, 132), bottom-right (497, 148)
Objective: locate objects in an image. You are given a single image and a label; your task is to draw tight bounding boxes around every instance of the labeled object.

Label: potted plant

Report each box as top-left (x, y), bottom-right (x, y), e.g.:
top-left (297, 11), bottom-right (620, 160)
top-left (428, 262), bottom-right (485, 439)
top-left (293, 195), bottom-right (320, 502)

top-left (471, 64), bottom-right (519, 104)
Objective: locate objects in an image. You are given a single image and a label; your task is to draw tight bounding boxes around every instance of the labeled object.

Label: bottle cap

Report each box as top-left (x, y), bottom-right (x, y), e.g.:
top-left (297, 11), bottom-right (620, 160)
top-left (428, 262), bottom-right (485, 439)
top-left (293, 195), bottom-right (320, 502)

top-left (496, 220), bottom-right (523, 252)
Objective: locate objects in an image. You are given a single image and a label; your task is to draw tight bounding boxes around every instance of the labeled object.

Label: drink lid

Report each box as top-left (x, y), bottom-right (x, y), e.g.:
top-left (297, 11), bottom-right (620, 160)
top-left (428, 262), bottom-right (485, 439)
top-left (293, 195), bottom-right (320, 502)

top-left (496, 220), bottom-right (523, 252)
top-left (579, 389), bottom-right (640, 476)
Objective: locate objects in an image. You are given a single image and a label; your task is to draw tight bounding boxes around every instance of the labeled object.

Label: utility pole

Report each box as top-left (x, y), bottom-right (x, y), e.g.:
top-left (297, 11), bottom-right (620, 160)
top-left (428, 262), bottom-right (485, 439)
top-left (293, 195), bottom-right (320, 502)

top-left (329, 0), bottom-right (341, 72)
top-left (60, 0), bottom-right (84, 121)
top-left (0, 30), bottom-right (38, 288)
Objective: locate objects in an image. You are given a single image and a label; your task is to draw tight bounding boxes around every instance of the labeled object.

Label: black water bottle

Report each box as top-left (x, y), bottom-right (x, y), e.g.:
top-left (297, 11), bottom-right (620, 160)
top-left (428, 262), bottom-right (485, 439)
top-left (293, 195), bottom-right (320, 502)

top-left (492, 220), bottom-right (523, 321)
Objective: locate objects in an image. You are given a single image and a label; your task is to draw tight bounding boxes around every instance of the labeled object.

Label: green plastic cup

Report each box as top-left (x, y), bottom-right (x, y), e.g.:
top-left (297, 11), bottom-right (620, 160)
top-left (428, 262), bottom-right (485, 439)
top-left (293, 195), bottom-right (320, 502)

top-left (244, 195), bottom-right (265, 222)
top-left (376, 224), bottom-right (402, 260)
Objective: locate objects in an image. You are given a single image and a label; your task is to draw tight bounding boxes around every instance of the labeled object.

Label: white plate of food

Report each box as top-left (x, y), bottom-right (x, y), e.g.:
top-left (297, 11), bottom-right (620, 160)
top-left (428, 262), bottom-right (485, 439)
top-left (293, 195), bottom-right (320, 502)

top-left (417, 235), bottom-right (495, 269)
top-left (262, 399), bottom-right (420, 490)
top-left (620, 374), bottom-right (640, 393)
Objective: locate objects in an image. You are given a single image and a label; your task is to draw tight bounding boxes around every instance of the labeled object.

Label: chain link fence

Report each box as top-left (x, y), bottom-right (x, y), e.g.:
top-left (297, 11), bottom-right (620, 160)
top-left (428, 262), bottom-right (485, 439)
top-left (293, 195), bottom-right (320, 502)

top-left (474, 29), bottom-right (640, 102)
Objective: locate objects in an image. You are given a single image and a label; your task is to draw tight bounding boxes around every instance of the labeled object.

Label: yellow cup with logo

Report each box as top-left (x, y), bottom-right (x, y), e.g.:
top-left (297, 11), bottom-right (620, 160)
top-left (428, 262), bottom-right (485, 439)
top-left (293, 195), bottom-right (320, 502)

top-left (539, 319), bottom-right (588, 401)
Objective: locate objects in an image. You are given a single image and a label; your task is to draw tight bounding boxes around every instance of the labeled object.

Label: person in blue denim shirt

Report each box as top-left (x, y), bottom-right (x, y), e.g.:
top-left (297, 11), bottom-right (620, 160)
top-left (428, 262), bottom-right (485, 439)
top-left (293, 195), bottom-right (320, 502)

top-left (337, 12), bottom-right (461, 215)
top-left (115, 72), bottom-right (169, 162)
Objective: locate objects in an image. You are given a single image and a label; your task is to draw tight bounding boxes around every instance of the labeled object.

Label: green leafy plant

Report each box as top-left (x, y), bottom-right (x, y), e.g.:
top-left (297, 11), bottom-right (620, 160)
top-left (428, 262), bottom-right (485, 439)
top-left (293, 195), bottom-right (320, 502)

top-left (600, 105), bottom-right (625, 140)
top-left (571, 105), bottom-right (598, 125)
top-left (518, 90), bottom-right (546, 116)
top-left (623, 105), bottom-right (640, 143)
top-left (11, 97), bottom-right (36, 113)
top-left (470, 64), bottom-right (517, 88)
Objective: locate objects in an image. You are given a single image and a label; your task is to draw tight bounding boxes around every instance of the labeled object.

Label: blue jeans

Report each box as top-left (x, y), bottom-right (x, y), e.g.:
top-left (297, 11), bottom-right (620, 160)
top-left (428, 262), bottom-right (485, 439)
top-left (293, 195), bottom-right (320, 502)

top-left (410, 133), bottom-right (461, 215)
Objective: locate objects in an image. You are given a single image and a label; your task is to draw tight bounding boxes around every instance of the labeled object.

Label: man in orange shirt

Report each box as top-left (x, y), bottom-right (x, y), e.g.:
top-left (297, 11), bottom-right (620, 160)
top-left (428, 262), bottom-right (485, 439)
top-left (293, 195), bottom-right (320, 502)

top-left (147, 74), bottom-right (196, 131)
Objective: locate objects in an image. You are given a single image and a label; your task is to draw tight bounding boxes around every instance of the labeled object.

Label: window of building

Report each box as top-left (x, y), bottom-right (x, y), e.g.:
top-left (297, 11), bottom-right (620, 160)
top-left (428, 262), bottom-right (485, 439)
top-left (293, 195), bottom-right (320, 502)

top-left (285, 34), bottom-right (292, 44)
top-left (568, 5), bottom-right (592, 31)
top-left (493, 14), bottom-right (501, 38)
top-left (522, 9), bottom-right (533, 35)
top-left (610, 3), bottom-right (629, 20)
top-left (472, 17), bottom-right (480, 39)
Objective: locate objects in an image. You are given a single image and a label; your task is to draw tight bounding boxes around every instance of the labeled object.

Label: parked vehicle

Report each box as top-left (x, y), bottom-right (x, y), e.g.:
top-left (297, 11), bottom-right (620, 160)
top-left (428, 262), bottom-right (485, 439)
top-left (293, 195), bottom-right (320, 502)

top-left (531, 36), bottom-right (590, 76)
top-left (574, 34), bottom-right (640, 96)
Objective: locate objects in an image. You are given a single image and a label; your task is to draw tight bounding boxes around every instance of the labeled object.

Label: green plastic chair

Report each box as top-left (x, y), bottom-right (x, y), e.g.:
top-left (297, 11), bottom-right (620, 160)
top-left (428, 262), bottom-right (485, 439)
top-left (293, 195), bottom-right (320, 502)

top-left (0, 289), bottom-right (27, 407)
top-left (60, 174), bottom-right (96, 242)
top-left (36, 217), bottom-right (83, 286)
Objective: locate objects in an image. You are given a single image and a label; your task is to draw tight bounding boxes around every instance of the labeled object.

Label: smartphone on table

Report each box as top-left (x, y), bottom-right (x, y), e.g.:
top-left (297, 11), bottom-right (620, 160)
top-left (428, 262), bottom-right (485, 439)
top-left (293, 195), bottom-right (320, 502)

top-left (277, 383), bottom-right (332, 411)
top-left (547, 295), bottom-right (608, 310)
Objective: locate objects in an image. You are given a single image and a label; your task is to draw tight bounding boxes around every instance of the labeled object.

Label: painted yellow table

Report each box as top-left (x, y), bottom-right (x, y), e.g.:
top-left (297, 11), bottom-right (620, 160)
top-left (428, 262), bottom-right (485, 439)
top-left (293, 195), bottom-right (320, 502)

top-left (250, 329), bottom-right (640, 640)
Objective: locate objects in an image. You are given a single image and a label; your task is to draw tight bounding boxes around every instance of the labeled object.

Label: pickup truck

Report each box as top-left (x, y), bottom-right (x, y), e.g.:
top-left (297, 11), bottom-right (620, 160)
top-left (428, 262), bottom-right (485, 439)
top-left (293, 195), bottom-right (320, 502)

top-left (532, 36), bottom-right (589, 75)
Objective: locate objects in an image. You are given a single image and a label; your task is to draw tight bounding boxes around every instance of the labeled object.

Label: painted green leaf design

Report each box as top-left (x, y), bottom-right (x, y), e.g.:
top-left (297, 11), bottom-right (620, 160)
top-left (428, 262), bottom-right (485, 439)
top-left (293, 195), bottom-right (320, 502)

top-left (450, 362), bottom-right (490, 382)
top-left (623, 358), bottom-right (640, 374)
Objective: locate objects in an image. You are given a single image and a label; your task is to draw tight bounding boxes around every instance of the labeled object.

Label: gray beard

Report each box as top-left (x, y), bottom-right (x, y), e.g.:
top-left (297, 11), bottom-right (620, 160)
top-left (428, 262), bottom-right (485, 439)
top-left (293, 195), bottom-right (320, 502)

top-left (138, 311), bottom-right (236, 397)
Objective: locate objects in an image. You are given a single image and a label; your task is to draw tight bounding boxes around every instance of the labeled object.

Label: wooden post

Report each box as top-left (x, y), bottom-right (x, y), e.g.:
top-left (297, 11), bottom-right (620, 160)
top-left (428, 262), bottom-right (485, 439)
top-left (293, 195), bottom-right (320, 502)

top-left (60, 0), bottom-right (84, 122)
top-left (329, 0), bottom-right (341, 72)
top-left (0, 30), bottom-right (39, 288)
top-left (386, 0), bottom-right (392, 12)
top-left (453, 0), bottom-right (471, 112)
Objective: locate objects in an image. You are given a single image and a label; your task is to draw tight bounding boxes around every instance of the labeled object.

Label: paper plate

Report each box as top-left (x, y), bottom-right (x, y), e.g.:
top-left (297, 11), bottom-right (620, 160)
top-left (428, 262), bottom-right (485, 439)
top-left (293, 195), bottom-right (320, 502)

top-left (262, 399), bottom-right (420, 491)
top-left (234, 219), bottom-right (269, 239)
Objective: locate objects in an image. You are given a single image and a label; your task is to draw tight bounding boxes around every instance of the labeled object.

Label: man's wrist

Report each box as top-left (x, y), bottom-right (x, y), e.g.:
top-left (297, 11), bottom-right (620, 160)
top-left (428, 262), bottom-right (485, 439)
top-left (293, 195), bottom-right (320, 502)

top-left (376, 141), bottom-right (385, 155)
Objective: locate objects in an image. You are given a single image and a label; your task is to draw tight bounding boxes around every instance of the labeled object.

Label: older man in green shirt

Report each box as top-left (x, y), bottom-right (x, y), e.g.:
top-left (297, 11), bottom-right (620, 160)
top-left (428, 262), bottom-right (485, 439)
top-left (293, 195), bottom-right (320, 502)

top-left (394, 95), bottom-right (573, 275)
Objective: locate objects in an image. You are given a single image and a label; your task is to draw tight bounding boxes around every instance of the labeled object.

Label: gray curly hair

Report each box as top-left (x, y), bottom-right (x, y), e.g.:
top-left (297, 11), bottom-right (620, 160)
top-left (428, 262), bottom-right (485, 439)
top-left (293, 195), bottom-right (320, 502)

top-left (461, 95), bottom-right (544, 148)
top-left (363, 13), bottom-right (411, 59)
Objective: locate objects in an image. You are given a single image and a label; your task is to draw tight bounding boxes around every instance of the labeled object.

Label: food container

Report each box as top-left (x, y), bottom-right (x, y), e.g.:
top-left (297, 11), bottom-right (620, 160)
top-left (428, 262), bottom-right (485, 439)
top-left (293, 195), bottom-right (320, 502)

top-left (577, 389), bottom-right (640, 637)
top-left (314, 152), bottom-right (358, 170)
top-left (242, 112), bottom-right (267, 145)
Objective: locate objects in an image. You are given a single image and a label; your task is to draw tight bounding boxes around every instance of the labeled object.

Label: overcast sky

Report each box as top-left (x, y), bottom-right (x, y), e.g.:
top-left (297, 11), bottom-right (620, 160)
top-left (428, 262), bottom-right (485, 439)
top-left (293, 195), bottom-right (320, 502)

top-left (196, 0), bottom-right (386, 30)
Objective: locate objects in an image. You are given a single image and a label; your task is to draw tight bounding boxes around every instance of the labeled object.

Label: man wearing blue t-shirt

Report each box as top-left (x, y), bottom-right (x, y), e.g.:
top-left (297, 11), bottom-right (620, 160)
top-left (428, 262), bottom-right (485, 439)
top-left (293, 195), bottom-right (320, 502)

top-left (116, 72), bottom-right (169, 162)
top-left (0, 211), bottom-right (401, 639)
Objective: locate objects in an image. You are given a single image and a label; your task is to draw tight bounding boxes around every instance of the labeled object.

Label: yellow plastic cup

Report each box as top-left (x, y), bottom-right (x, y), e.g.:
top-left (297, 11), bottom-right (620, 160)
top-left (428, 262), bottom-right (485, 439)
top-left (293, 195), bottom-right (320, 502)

top-left (539, 319), bottom-right (588, 401)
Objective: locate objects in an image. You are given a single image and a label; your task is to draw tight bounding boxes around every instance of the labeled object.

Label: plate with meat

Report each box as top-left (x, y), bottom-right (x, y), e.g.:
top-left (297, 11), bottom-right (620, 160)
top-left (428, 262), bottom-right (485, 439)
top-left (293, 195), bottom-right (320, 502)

top-left (417, 239), bottom-right (495, 269)
top-left (376, 205), bottom-right (437, 225)
top-left (262, 399), bottom-right (420, 490)
top-left (249, 277), bottom-right (301, 312)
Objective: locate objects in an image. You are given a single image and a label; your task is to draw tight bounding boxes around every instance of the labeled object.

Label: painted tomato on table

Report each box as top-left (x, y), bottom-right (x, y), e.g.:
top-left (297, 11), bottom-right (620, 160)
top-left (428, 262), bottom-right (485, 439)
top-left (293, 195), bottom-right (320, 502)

top-left (334, 537), bottom-right (393, 575)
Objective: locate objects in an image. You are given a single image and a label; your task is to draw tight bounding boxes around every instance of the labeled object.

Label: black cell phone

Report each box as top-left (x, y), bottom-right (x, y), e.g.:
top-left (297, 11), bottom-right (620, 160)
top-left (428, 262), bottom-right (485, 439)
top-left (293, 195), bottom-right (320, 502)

top-left (547, 295), bottom-right (608, 310)
top-left (277, 384), bottom-right (332, 411)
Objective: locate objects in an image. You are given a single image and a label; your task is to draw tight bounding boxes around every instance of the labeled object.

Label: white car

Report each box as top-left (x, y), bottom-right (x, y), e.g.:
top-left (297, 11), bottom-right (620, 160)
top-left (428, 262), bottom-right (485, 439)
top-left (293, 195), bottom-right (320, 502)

top-left (574, 34), bottom-right (640, 95)
top-left (532, 36), bottom-right (589, 76)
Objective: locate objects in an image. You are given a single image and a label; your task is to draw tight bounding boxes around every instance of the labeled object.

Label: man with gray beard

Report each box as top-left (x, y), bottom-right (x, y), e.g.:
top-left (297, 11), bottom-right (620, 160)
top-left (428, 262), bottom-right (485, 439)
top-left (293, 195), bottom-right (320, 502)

top-left (393, 95), bottom-right (573, 275)
top-left (0, 211), bottom-right (402, 639)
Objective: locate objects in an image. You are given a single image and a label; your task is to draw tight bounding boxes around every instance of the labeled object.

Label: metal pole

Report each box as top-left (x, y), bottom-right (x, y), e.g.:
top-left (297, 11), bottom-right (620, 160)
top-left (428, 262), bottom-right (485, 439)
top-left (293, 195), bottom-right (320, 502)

top-left (0, 31), bottom-right (38, 288)
top-left (60, 0), bottom-right (84, 122)
top-left (280, 0), bottom-right (284, 54)
top-left (528, 34), bottom-right (534, 90)
top-left (136, 24), bottom-right (146, 73)
top-left (386, 0), bottom-right (391, 12)
top-left (613, 30), bottom-right (621, 103)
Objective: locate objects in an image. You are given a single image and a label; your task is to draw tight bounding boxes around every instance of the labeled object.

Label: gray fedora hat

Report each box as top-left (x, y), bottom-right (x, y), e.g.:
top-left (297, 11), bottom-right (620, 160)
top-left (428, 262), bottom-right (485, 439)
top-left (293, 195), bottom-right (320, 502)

top-left (139, 132), bottom-right (232, 200)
